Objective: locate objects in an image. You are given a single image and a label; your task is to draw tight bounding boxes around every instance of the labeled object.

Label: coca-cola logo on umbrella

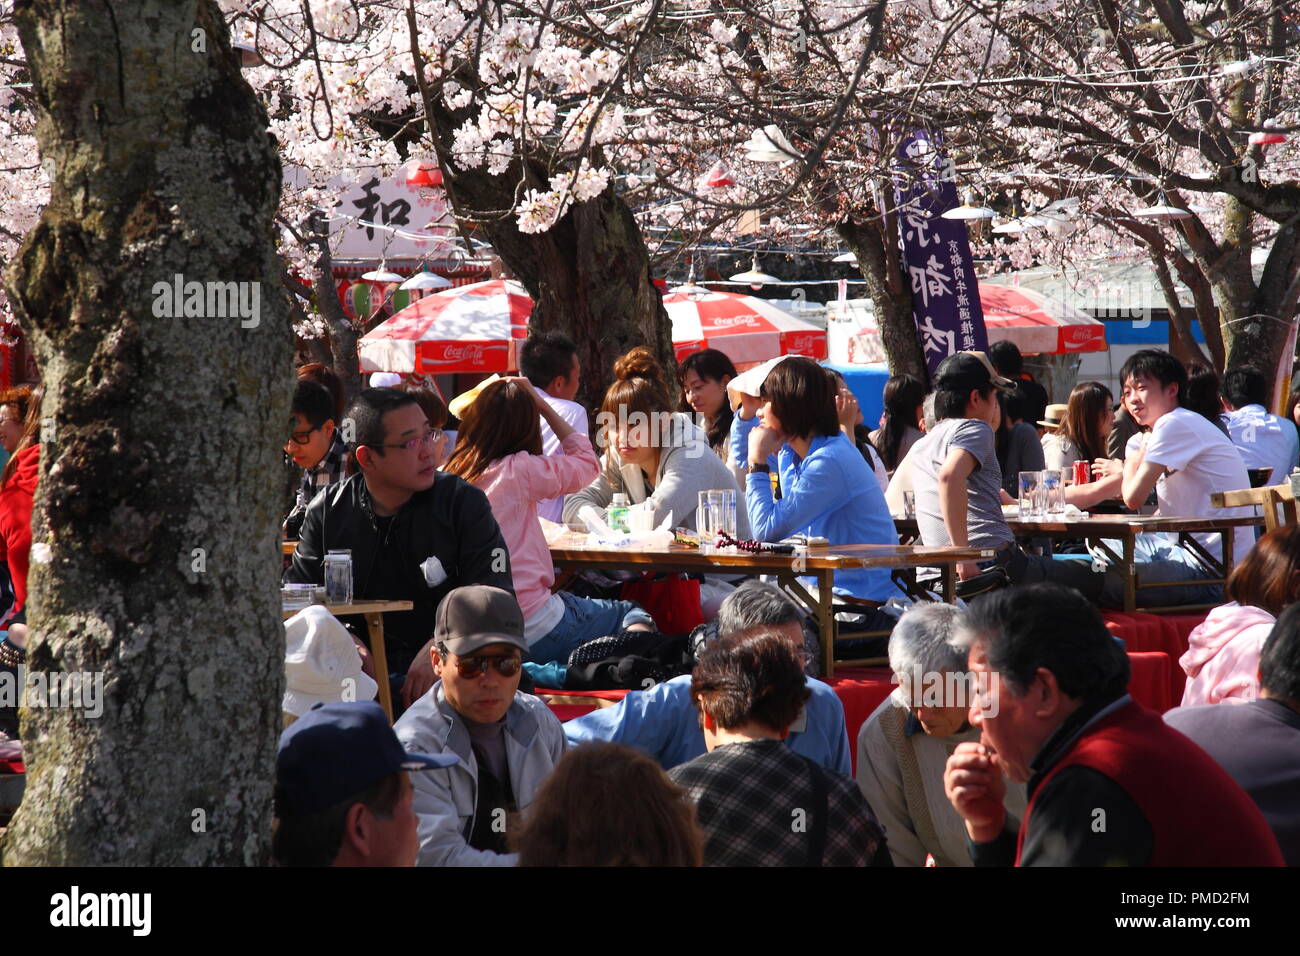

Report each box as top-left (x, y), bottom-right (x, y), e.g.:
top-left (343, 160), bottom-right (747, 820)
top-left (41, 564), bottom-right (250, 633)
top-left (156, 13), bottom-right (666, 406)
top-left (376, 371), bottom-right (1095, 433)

top-left (704, 315), bottom-right (763, 329)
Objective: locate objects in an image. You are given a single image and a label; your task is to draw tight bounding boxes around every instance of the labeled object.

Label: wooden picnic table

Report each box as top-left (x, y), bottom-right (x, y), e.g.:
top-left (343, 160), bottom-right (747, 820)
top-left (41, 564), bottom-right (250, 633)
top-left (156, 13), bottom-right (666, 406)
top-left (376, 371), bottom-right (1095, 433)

top-left (893, 513), bottom-right (1262, 612)
top-left (547, 531), bottom-right (992, 676)
top-left (281, 600), bottom-right (412, 721)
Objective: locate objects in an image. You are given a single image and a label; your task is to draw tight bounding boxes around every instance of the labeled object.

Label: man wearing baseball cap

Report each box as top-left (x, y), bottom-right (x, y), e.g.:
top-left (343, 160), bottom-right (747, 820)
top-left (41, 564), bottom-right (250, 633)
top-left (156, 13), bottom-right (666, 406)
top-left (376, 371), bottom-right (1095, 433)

top-left (911, 351), bottom-right (1105, 599)
top-left (393, 585), bottom-right (566, 866)
top-left (273, 700), bottom-right (458, 867)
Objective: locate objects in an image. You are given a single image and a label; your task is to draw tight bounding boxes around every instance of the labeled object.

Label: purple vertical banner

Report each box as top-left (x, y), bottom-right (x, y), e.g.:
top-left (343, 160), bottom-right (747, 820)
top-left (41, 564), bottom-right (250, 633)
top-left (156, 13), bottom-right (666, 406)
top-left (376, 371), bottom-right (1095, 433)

top-left (894, 130), bottom-right (988, 376)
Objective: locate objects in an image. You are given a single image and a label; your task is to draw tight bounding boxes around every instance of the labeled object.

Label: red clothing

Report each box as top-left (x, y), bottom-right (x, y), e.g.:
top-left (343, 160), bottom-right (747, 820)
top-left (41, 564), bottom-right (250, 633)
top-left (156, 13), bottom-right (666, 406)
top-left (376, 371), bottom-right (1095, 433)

top-left (0, 444), bottom-right (39, 613)
top-left (1016, 700), bottom-right (1283, 866)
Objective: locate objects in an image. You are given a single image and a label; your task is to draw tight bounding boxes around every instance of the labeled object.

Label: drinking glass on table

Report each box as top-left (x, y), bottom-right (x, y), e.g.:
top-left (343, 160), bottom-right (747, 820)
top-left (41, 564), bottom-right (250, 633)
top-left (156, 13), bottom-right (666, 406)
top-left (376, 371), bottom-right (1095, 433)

top-left (902, 490), bottom-right (916, 518)
top-left (1043, 469), bottom-right (1067, 515)
top-left (1018, 471), bottom-right (1043, 520)
top-left (698, 489), bottom-right (737, 552)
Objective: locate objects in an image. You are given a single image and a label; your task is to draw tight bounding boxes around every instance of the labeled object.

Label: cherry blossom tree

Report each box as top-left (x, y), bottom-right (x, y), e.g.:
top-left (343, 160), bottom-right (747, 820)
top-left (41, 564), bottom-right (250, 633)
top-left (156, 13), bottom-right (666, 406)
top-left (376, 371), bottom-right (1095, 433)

top-left (2, 0), bottom-right (288, 865)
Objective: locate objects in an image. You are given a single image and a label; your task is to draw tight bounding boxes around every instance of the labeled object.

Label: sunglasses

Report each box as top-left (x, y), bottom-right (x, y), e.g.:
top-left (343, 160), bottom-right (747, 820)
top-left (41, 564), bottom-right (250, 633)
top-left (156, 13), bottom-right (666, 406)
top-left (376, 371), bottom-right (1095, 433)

top-left (449, 654), bottom-right (522, 679)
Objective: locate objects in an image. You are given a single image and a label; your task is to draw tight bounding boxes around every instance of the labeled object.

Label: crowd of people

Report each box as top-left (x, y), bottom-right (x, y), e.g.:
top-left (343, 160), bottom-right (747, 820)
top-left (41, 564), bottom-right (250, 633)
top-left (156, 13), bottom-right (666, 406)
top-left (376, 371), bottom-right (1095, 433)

top-left (7, 329), bottom-right (1294, 867)
top-left (250, 330), bottom-right (1300, 867)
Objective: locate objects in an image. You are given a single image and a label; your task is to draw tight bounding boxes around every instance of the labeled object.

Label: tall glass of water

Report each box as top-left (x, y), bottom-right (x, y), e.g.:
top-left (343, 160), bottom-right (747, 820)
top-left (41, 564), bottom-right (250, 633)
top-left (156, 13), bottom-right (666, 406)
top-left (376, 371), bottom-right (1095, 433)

top-left (1018, 471), bottom-right (1042, 520)
top-left (697, 490), bottom-right (737, 552)
top-left (1043, 469), bottom-right (1066, 515)
top-left (324, 549), bottom-right (353, 606)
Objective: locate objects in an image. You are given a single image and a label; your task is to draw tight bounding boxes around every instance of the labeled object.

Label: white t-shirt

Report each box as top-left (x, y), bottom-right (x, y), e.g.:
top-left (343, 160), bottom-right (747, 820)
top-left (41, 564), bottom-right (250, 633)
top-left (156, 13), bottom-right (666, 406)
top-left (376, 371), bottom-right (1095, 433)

top-left (1141, 407), bottom-right (1253, 563)
top-left (537, 391), bottom-right (590, 524)
top-left (1223, 404), bottom-right (1300, 488)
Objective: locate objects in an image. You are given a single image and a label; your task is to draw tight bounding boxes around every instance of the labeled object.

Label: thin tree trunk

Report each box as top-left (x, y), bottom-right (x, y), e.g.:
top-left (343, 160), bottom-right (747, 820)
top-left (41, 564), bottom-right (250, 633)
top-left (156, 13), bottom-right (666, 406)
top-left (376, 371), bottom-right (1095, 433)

top-left (2, 0), bottom-right (289, 864)
top-left (836, 215), bottom-right (927, 381)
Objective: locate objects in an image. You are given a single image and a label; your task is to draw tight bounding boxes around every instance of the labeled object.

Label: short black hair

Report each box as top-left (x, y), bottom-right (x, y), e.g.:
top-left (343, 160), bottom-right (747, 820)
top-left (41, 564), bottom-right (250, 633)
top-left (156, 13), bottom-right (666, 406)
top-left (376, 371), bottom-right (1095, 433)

top-left (519, 332), bottom-right (578, 390)
top-left (1220, 366), bottom-right (1269, 410)
top-left (987, 341), bottom-right (1023, 377)
top-left (1119, 349), bottom-right (1186, 402)
top-left (292, 379), bottom-right (337, 429)
top-left (345, 387), bottom-right (421, 455)
top-left (963, 583), bottom-right (1130, 700)
top-left (759, 357), bottom-right (838, 439)
top-left (935, 383), bottom-right (992, 421)
top-left (272, 771), bottom-right (403, 867)
top-left (1260, 602), bottom-right (1300, 704)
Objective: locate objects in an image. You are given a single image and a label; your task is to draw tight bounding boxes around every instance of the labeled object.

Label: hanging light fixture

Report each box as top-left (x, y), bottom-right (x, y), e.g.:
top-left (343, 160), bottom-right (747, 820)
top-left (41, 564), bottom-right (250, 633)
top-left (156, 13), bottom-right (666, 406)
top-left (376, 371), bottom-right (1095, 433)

top-left (1133, 194), bottom-right (1193, 219)
top-left (941, 191), bottom-right (996, 220)
top-left (698, 160), bottom-right (737, 190)
top-left (671, 263), bottom-right (713, 295)
top-left (742, 125), bottom-right (800, 164)
top-left (729, 254), bottom-right (779, 288)
top-left (361, 267), bottom-right (404, 282)
top-left (399, 271), bottom-right (453, 295)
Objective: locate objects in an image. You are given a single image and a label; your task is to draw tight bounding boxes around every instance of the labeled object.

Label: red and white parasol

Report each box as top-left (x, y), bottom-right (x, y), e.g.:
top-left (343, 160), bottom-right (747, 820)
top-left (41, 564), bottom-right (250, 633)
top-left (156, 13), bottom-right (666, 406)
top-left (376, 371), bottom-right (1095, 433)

top-left (359, 279), bottom-right (532, 374)
top-left (665, 290), bottom-right (827, 365)
top-left (979, 285), bottom-right (1106, 354)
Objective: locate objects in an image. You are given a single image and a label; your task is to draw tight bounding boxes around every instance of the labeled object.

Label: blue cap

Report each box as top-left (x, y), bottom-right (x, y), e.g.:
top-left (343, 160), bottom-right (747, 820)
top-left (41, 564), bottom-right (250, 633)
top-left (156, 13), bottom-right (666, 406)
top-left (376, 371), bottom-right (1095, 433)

top-left (276, 701), bottom-right (457, 815)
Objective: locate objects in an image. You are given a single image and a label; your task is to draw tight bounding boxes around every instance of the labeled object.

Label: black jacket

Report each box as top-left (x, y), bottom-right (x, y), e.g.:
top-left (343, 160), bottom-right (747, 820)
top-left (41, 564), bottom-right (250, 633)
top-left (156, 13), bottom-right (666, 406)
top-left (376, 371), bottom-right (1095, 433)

top-left (285, 471), bottom-right (513, 674)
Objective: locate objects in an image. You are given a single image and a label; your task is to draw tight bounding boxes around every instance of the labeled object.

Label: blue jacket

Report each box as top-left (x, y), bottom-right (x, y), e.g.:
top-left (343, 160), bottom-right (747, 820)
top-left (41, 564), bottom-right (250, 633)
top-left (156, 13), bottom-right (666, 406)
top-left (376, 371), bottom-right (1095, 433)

top-left (730, 413), bottom-right (898, 601)
top-left (563, 673), bottom-right (852, 775)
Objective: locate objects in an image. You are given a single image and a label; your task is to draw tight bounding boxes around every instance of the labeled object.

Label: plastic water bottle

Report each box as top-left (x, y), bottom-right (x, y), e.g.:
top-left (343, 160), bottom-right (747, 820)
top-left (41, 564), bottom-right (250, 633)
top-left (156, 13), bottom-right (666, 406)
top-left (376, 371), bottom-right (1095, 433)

top-left (324, 549), bottom-right (353, 605)
top-left (606, 493), bottom-right (630, 533)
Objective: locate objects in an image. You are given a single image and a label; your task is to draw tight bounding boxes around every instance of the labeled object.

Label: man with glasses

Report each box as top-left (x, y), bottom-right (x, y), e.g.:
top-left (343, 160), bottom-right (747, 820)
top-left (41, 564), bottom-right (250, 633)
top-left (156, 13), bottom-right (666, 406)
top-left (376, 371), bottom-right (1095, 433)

top-left (283, 379), bottom-right (348, 539)
top-left (286, 389), bottom-right (514, 710)
top-left (394, 585), bottom-right (566, 866)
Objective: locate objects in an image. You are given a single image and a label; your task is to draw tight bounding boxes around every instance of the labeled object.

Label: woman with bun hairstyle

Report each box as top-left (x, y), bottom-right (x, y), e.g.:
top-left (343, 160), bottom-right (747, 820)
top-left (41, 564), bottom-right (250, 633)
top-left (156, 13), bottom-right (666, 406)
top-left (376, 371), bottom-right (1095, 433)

top-left (563, 347), bottom-right (750, 538)
top-left (445, 377), bottom-right (653, 666)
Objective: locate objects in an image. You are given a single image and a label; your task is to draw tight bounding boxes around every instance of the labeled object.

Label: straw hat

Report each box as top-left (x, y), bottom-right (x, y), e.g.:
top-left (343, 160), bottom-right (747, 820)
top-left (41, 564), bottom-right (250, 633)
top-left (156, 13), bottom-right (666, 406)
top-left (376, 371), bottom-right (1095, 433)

top-left (1038, 404), bottom-right (1069, 429)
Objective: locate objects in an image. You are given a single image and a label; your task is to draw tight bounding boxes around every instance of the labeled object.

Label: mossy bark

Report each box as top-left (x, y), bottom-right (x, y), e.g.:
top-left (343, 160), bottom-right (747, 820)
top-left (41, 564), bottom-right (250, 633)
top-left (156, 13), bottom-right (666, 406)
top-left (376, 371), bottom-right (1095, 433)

top-left (1, 0), bottom-right (289, 865)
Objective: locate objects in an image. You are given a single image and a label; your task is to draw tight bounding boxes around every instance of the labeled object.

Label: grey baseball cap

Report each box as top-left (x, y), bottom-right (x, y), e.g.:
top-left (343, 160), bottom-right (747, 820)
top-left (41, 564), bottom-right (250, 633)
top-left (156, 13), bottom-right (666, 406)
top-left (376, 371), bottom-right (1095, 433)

top-left (435, 585), bottom-right (528, 656)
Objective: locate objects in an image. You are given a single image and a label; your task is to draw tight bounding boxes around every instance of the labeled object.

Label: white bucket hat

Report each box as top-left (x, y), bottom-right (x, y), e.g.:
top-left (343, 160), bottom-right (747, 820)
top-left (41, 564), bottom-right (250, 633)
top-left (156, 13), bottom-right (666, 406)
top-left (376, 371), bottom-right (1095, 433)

top-left (283, 606), bottom-right (379, 716)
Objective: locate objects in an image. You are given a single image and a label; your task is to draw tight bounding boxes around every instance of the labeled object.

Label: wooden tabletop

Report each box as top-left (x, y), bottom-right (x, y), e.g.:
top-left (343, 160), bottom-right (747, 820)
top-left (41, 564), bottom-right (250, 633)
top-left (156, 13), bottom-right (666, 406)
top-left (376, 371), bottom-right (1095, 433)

top-left (280, 600), bottom-right (413, 619)
top-left (894, 514), bottom-right (1261, 536)
top-left (282, 540), bottom-right (297, 555)
top-left (548, 532), bottom-right (992, 571)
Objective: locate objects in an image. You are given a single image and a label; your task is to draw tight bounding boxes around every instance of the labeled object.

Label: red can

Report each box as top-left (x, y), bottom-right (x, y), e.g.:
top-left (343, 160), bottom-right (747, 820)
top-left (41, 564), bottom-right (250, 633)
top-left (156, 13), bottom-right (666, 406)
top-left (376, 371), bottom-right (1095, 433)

top-left (1073, 460), bottom-right (1092, 485)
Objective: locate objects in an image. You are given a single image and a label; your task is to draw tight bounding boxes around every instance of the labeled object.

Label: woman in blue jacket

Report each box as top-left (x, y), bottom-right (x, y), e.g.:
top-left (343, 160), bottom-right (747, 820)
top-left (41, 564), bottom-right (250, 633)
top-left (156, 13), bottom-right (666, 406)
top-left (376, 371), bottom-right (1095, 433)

top-left (730, 357), bottom-right (900, 604)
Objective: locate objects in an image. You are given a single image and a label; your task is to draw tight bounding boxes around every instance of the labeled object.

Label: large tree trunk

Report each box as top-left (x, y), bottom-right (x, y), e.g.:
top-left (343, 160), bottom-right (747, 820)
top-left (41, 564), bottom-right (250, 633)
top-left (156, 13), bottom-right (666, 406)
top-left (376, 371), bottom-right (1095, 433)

top-left (1, 0), bottom-right (289, 864)
top-left (1224, 222), bottom-right (1300, 381)
top-left (447, 173), bottom-right (675, 410)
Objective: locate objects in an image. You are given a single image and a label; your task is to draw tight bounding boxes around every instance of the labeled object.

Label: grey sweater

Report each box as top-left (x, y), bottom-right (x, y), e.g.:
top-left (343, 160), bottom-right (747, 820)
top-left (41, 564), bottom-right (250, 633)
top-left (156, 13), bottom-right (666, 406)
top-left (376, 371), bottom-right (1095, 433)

top-left (563, 413), bottom-right (750, 537)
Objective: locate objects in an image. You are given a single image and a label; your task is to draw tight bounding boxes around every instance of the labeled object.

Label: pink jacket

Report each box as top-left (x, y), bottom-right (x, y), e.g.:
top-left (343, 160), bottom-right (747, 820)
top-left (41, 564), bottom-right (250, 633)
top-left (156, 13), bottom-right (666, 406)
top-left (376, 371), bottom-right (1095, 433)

top-left (1179, 602), bottom-right (1274, 707)
top-left (473, 432), bottom-right (598, 620)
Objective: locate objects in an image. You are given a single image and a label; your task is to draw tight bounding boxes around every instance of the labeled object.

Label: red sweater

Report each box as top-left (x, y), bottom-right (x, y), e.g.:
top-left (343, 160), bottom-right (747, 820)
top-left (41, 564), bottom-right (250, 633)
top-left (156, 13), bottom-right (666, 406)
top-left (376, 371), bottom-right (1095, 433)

top-left (1017, 700), bottom-right (1283, 866)
top-left (0, 444), bottom-right (39, 614)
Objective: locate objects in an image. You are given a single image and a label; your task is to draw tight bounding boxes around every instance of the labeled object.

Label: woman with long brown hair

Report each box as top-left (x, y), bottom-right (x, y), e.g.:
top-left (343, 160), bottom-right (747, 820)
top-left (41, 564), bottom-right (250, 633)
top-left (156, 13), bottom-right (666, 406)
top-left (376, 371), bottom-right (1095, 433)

top-left (563, 346), bottom-right (750, 536)
top-left (1042, 381), bottom-right (1115, 472)
top-left (444, 377), bottom-right (651, 666)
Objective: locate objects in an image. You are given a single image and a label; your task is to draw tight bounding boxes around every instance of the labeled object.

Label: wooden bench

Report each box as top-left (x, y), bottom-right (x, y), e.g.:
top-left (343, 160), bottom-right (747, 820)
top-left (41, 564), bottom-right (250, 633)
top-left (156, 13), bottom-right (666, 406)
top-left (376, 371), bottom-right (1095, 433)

top-left (1211, 482), bottom-right (1297, 532)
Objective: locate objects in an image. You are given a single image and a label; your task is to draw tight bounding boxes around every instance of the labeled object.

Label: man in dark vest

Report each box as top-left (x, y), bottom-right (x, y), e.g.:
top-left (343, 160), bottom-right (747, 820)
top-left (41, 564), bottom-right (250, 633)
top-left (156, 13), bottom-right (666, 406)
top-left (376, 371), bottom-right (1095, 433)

top-left (943, 583), bottom-right (1283, 866)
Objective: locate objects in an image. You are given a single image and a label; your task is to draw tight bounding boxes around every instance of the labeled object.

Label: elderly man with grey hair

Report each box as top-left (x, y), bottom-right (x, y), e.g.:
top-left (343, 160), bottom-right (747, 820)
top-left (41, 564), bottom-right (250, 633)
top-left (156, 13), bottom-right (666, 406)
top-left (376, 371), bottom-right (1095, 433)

top-left (857, 602), bottom-right (1027, 866)
top-left (563, 581), bottom-right (852, 773)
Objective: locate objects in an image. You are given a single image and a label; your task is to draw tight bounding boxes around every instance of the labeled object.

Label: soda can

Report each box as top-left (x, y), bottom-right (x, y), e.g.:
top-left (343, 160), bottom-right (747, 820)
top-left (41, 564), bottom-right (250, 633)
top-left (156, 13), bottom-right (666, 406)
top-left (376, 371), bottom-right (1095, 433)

top-left (1072, 460), bottom-right (1091, 485)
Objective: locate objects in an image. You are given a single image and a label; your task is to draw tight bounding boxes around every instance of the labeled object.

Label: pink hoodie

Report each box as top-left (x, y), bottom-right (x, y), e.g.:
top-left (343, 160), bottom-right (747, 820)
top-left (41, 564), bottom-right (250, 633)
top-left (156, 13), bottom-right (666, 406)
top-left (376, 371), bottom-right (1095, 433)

top-left (473, 432), bottom-right (599, 620)
top-left (1179, 602), bottom-right (1274, 707)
